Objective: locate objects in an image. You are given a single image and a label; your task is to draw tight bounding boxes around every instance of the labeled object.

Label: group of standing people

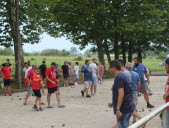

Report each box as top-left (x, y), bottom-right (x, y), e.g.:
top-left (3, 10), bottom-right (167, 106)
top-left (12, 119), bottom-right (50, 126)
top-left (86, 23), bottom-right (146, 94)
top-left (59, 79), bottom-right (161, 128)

top-left (21, 59), bottom-right (104, 111)
top-left (108, 57), bottom-right (154, 128)
top-left (80, 59), bottom-right (105, 98)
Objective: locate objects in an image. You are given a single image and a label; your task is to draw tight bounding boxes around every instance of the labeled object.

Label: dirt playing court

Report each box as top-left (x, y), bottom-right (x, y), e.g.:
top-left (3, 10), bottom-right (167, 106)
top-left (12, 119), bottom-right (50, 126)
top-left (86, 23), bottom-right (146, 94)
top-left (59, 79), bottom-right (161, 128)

top-left (0, 76), bottom-right (167, 128)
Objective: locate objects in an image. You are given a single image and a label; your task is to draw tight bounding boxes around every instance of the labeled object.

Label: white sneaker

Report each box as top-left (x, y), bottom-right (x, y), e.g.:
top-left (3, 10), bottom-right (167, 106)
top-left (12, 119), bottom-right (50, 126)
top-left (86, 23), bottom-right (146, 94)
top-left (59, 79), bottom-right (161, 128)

top-left (94, 94), bottom-right (98, 96)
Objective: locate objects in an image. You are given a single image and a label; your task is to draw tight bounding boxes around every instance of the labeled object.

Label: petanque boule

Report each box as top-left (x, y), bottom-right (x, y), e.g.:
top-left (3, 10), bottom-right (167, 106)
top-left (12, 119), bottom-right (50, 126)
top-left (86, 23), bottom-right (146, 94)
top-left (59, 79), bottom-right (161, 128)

top-left (106, 109), bottom-right (108, 112)
top-left (51, 124), bottom-right (54, 127)
top-left (62, 123), bottom-right (65, 127)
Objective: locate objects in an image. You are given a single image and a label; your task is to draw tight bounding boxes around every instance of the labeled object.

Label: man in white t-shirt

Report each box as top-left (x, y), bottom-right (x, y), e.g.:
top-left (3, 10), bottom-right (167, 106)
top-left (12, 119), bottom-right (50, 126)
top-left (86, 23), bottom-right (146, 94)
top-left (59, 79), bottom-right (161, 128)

top-left (74, 62), bottom-right (79, 86)
top-left (89, 59), bottom-right (98, 96)
top-left (23, 62), bottom-right (32, 90)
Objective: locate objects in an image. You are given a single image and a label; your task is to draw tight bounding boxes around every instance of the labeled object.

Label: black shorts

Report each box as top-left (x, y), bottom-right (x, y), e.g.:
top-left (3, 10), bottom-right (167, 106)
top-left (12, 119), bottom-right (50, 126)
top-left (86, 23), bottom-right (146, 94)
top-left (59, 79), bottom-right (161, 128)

top-left (48, 86), bottom-right (59, 94)
top-left (33, 90), bottom-right (42, 97)
top-left (4, 79), bottom-right (11, 86)
top-left (63, 74), bottom-right (70, 79)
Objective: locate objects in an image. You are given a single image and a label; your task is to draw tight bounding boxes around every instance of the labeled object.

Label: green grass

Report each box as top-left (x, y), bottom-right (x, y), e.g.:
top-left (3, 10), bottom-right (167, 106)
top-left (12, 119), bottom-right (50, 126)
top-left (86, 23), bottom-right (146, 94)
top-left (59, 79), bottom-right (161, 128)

top-left (0, 55), bottom-right (166, 93)
top-left (0, 55), bottom-right (166, 73)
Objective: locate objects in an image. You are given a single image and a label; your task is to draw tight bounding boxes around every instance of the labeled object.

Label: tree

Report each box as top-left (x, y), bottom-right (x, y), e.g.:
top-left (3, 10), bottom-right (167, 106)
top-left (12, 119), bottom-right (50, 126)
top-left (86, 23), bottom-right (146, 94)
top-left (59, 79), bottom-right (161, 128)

top-left (69, 47), bottom-right (79, 56)
top-left (0, 0), bottom-right (45, 88)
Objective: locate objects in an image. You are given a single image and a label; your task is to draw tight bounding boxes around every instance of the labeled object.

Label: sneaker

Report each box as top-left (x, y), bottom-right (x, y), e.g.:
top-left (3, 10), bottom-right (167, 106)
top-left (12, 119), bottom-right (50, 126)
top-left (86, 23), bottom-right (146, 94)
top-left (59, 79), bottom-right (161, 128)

top-left (93, 94), bottom-right (98, 96)
top-left (23, 102), bottom-right (27, 105)
top-left (39, 107), bottom-right (43, 111)
top-left (33, 104), bottom-right (39, 111)
top-left (86, 95), bottom-right (91, 98)
top-left (147, 103), bottom-right (155, 108)
top-left (8, 93), bottom-right (12, 96)
top-left (81, 91), bottom-right (84, 97)
top-left (148, 92), bottom-right (153, 96)
top-left (4, 93), bottom-right (7, 96)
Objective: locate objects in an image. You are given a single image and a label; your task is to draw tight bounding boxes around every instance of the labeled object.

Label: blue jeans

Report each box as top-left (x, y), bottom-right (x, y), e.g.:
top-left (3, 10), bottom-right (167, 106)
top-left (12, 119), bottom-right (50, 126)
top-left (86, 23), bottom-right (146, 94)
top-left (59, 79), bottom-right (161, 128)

top-left (117, 112), bottom-right (132, 128)
top-left (166, 110), bottom-right (169, 128)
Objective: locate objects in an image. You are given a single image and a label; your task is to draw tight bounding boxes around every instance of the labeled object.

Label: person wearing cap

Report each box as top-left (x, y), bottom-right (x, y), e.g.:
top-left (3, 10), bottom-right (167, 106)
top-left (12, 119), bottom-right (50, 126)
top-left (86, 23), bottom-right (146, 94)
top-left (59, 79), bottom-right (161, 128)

top-left (89, 59), bottom-right (98, 96)
top-left (23, 62), bottom-right (32, 90)
top-left (23, 63), bottom-right (38, 105)
top-left (163, 57), bottom-right (169, 127)
top-left (46, 62), bottom-right (65, 108)
top-left (126, 62), bottom-right (146, 127)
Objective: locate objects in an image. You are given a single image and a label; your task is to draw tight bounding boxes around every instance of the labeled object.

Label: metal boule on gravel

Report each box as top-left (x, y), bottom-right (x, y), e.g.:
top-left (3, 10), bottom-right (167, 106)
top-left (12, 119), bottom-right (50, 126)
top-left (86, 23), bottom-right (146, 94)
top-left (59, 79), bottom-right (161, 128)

top-left (62, 123), bottom-right (65, 127)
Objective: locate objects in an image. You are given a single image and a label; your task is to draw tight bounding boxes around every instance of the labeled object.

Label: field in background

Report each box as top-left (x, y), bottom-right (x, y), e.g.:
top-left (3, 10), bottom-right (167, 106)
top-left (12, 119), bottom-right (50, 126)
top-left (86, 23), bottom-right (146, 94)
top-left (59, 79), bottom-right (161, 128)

top-left (0, 55), bottom-right (166, 92)
top-left (0, 55), bottom-right (166, 72)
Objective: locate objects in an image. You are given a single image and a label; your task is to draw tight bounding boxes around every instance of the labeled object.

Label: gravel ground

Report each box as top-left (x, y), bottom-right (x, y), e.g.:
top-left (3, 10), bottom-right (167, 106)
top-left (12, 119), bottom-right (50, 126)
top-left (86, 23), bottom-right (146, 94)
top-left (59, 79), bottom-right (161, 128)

top-left (0, 76), bottom-right (167, 128)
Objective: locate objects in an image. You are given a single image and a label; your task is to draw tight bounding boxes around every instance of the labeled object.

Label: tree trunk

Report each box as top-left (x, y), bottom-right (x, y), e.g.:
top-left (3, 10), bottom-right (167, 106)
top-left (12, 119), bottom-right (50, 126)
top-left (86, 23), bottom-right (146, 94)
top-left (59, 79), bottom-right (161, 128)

top-left (103, 40), bottom-right (111, 62)
top-left (114, 38), bottom-right (119, 60)
top-left (6, 0), bottom-right (24, 89)
top-left (121, 39), bottom-right (126, 64)
top-left (96, 39), bottom-right (106, 68)
top-left (137, 48), bottom-right (142, 63)
top-left (128, 42), bottom-right (133, 62)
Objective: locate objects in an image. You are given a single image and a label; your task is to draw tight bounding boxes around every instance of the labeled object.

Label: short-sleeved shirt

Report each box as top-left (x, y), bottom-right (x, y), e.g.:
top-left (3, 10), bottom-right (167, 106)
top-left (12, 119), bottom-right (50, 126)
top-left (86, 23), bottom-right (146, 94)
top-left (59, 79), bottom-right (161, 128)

top-left (166, 86), bottom-right (169, 110)
top-left (144, 68), bottom-right (149, 81)
top-left (81, 65), bottom-right (92, 81)
top-left (39, 64), bottom-right (47, 75)
top-left (112, 72), bottom-right (135, 115)
top-left (122, 69), bottom-right (131, 83)
top-left (23, 67), bottom-right (32, 78)
top-left (133, 64), bottom-right (147, 84)
top-left (62, 65), bottom-right (69, 74)
top-left (1, 66), bottom-right (12, 80)
top-left (89, 63), bottom-right (97, 77)
top-left (46, 68), bottom-right (58, 88)
top-left (165, 58), bottom-right (169, 65)
top-left (74, 65), bottom-right (79, 74)
top-left (31, 75), bottom-right (42, 90)
top-left (27, 69), bottom-right (38, 81)
top-left (129, 71), bottom-right (141, 94)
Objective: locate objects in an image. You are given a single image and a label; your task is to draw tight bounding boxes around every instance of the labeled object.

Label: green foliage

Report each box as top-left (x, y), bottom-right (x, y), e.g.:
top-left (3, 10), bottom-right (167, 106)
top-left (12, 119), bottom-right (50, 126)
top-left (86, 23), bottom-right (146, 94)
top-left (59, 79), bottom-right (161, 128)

top-left (31, 57), bottom-right (35, 61)
top-left (74, 56), bottom-right (83, 61)
top-left (69, 47), bottom-right (79, 56)
top-left (156, 52), bottom-right (167, 60)
top-left (0, 48), bottom-right (13, 55)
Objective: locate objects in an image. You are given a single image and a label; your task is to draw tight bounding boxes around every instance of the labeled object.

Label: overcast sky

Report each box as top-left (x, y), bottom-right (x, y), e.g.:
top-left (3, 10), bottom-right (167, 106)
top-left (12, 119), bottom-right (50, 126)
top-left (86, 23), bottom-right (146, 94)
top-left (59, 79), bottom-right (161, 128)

top-left (0, 33), bottom-right (92, 54)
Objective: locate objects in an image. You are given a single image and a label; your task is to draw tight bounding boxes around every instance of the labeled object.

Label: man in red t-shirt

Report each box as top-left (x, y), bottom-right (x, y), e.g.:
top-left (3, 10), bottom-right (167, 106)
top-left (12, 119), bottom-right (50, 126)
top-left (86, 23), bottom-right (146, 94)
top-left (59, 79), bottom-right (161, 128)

top-left (46, 62), bottom-right (65, 108)
top-left (31, 74), bottom-right (44, 111)
top-left (24, 63), bottom-right (38, 105)
top-left (1, 62), bottom-right (12, 96)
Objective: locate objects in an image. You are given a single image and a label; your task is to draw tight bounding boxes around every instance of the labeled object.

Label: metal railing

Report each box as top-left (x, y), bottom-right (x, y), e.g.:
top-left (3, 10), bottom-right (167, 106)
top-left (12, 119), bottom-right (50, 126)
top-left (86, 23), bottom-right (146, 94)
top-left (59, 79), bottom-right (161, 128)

top-left (128, 102), bottom-right (169, 128)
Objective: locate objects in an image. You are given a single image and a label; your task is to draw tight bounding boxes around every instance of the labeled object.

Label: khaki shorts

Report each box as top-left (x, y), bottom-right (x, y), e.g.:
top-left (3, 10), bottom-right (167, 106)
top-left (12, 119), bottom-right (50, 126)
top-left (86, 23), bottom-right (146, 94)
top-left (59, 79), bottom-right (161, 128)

top-left (132, 93), bottom-right (138, 106)
top-left (84, 81), bottom-right (92, 89)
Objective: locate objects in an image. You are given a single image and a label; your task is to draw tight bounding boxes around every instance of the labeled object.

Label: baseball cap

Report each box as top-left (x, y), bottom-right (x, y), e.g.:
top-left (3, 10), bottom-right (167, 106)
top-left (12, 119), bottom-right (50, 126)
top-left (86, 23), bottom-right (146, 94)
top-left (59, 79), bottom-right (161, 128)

top-left (165, 58), bottom-right (169, 65)
top-left (51, 62), bottom-right (57, 66)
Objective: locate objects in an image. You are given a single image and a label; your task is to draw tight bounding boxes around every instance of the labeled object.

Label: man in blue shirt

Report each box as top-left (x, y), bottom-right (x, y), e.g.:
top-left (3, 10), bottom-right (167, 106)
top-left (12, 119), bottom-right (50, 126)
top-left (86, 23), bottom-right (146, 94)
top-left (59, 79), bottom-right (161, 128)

top-left (81, 60), bottom-right (92, 98)
top-left (108, 60), bottom-right (135, 128)
top-left (133, 57), bottom-right (154, 108)
top-left (126, 62), bottom-right (146, 127)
